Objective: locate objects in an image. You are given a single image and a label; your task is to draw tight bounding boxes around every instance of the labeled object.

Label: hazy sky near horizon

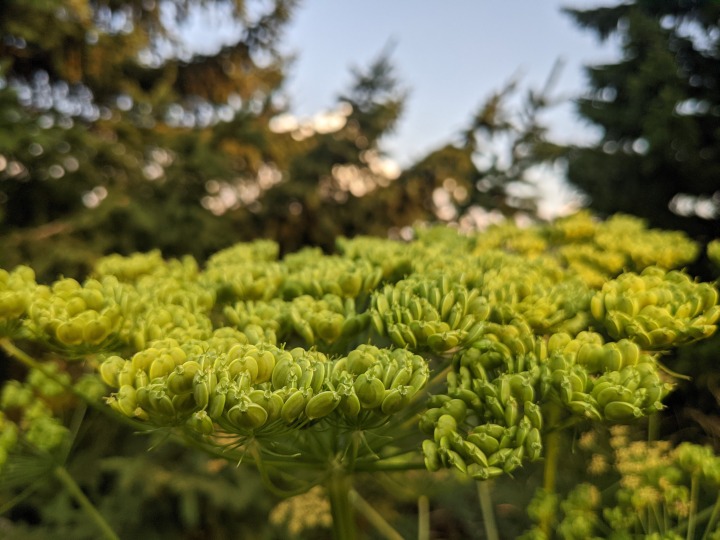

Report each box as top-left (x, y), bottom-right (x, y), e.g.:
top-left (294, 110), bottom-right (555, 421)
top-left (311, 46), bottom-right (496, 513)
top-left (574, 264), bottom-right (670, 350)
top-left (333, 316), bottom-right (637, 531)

top-left (182, 0), bottom-right (623, 215)
top-left (278, 1), bottom-right (620, 166)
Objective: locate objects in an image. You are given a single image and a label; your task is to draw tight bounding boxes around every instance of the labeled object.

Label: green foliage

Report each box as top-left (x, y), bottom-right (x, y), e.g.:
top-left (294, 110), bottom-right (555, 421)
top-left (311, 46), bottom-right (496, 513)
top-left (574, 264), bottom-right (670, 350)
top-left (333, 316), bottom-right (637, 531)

top-left (563, 0), bottom-right (720, 236)
top-left (0, 0), bottom-right (569, 280)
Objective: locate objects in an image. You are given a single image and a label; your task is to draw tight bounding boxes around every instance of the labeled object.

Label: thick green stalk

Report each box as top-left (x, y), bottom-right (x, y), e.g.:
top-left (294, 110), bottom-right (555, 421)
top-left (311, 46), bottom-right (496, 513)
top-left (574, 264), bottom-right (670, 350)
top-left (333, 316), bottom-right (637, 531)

top-left (418, 495), bottom-right (430, 540)
top-left (327, 471), bottom-right (356, 540)
top-left (476, 481), bottom-right (500, 540)
top-left (53, 466), bottom-right (119, 540)
top-left (540, 403), bottom-right (563, 538)
top-left (542, 405), bottom-right (562, 495)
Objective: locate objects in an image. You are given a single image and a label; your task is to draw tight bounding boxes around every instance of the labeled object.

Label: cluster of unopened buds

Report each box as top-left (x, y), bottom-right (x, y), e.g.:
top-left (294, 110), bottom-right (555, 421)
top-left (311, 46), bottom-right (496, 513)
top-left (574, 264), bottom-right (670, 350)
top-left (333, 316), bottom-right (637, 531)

top-left (591, 267), bottom-right (719, 348)
top-left (419, 321), bottom-right (673, 479)
top-left (0, 365), bottom-right (78, 467)
top-left (224, 294), bottom-right (368, 348)
top-left (0, 213), bottom-right (717, 488)
top-left (100, 339), bottom-right (429, 442)
top-left (25, 277), bottom-right (123, 352)
top-left (370, 276), bottom-right (488, 352)
top-left (0, 266), bottom-right (37, 337)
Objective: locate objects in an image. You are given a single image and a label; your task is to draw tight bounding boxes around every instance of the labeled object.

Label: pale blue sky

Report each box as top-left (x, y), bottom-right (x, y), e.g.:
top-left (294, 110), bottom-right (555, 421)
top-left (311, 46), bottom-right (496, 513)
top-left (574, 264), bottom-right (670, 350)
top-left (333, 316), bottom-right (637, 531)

top-left (279, 1), bottom-right (619, 166)
top-left (182, 0), bottom-right (621, 215)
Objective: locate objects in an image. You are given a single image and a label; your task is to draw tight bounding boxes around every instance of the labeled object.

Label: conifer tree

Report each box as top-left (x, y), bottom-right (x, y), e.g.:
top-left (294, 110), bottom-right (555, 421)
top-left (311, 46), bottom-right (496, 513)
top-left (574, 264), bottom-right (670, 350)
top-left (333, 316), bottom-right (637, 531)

top-left (564, 0), bottom-right (720, 237)
top-left (0, 0), bottom-right (296, 277)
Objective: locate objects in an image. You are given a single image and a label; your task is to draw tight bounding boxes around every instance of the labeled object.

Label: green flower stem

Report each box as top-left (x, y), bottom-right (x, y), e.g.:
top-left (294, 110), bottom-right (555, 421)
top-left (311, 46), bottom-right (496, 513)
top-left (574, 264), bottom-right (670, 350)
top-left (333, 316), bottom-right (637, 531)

top-left (350, 489), bottom-right (403, 540)
top-left (540, 403), bottom-right (563, 538)
top-left (476, 481), bottom-right (500, 540)
top-left (647, 412), bottom-right (660, 442)
top-left (687, 472), bottom-right (700, 540)
top-left (671, 501), bottom-right (718, 537)
top-left (352, 460), bottom-right (426, 472)
top-left (418, 495), bottom-right (430, 540)
top-left (0, 483), bottom-right (39, 516)
top-left (328, 471), bottom-right (356, 540)
top-left (53, 465), bottom-right (119, 540)
top-left (701, 491), bottom-right (720, 540)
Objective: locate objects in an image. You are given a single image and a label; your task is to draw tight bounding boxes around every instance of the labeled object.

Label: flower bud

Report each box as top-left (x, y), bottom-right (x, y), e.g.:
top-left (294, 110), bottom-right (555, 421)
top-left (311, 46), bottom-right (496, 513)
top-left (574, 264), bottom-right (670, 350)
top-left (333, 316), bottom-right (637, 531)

top-left (226, 401), bottom-right (268, 430)
top-left (56, 319), bottom-right (84, 346)
top-left (280, 388), bottom-right (311, 424)
top-left (167, 361), bottom-right (202, 395)
top-left (305, 390), bottom-right (341, 420)
top-left (380, 386), bottom-right (411, 415)
top-left (147, 353), bottom-right (175, 380)
top-left (422, 439), bottom-right (440, 471)
top-left (100, 356), bottom-right (127, 388)
top-left (467, 432), bottom-right (500, 456)
top-left (603, 401), bottom-right (643, 422)
top-left (111, 385), bottom-right (138, 417)
top-left (187, 410), bottom-right (214, 435)
top-left (354, 373), bottom-right (386, 409)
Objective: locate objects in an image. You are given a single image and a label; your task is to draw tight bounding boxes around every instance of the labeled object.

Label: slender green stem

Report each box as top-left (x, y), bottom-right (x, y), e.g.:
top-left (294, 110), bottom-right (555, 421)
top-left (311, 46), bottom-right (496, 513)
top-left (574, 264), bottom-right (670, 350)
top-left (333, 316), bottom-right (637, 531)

top-left (687, 473), bottom-right (700, 540)
top-left (650, 503), bottom-right (663, 535)
top-left (638, 506), bottom-right (649, 534)
top-left (0, 483), bottom-right (39, 515)
top-left (671, 503), bottom-right (718, 536)
top-left (701, 492), bottom-right (720, 540)
top-left (350, 489), bottom-right (403, 540)
top-left (327, 470), bottom-right (356, 540)
top-left (647, 412), bottom-right (659, 443)
top-left (352, 460), bottom-right (426, 472)
top-left (418, 495), bottom-right (430, 540)
top-left (476, 481), bottom-right (500, 540)
top-left (53, 466), bottom-right (119, 540)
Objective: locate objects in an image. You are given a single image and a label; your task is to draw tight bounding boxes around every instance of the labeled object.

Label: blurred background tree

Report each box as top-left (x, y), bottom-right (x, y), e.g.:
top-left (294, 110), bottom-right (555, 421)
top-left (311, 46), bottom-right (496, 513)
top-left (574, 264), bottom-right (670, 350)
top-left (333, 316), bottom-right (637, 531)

top-left (0, 0), bottom-right (565, 280)
top-left (0, 0), bottom-right (296, 278)
top-left (563, 0), bottom-right (720, 239)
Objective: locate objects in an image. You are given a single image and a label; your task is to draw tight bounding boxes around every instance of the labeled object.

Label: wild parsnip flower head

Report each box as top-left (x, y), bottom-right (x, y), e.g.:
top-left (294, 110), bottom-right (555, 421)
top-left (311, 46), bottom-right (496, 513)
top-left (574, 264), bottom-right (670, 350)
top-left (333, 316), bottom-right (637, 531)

top-left (269, 486), bottom-right (332, 536)
top-left (620, 474), bottom-right (642, 490)
top-left (662, 484), bottom-right (691, 518)
top-left (630, 485), bottom-right (661, 510)
top-left (588, 454), bottom-right (609, 476)
top-left (609, 425), bottom-right (630, 449)
top-left (578, 429), bottom-right (597, 451)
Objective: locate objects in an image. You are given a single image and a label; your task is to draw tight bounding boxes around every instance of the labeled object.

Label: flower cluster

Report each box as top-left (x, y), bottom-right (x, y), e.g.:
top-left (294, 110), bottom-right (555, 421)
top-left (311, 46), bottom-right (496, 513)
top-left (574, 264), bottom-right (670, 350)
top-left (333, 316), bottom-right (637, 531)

top-left (0, 214), bottom-right (716, 484)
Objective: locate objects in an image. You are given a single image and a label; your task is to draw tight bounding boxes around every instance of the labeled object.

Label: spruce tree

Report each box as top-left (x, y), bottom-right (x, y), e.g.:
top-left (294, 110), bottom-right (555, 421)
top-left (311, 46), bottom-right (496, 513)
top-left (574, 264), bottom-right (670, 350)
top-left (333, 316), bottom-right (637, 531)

top-left (564, 0), bottom-right (720, 237)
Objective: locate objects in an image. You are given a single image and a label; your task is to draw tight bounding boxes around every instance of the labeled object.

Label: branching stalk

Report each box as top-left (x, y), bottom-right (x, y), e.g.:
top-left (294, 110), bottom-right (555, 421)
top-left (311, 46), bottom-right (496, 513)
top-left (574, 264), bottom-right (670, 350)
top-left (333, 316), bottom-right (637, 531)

top-left (53, 465), bottom-right (119, 540)
top-left (327, 470), bottom-right (356, 540)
